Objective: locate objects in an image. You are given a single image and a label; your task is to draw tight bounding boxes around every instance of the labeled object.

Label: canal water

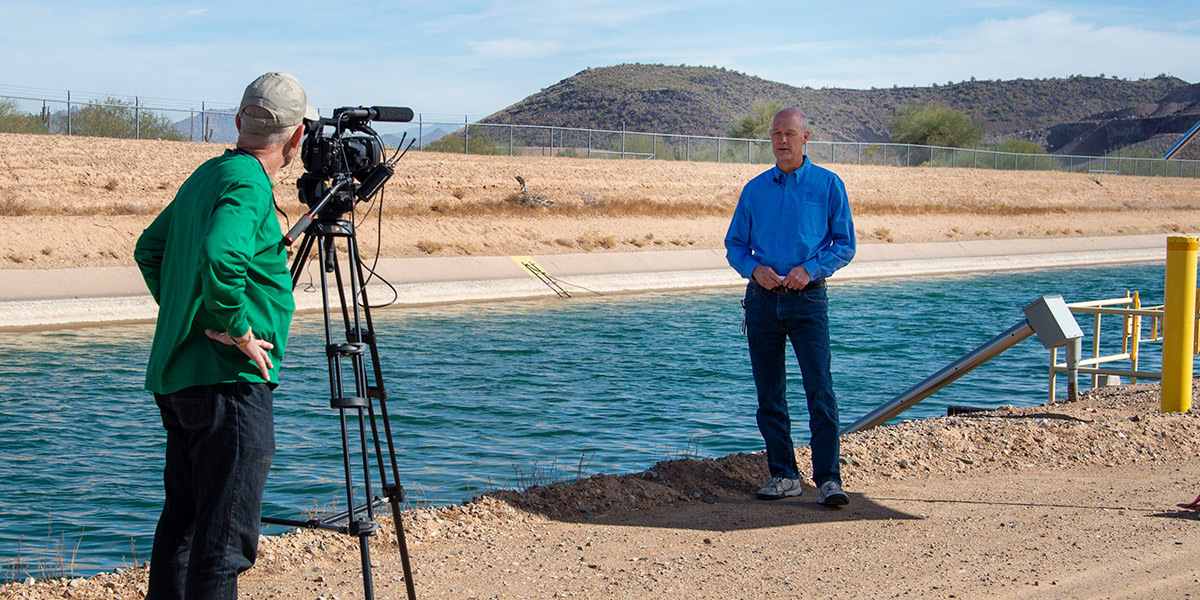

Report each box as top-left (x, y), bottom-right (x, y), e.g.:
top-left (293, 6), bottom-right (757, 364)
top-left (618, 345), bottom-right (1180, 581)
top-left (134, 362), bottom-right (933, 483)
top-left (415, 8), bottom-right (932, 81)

top-left (0, 262), bottom-right (1168, 578)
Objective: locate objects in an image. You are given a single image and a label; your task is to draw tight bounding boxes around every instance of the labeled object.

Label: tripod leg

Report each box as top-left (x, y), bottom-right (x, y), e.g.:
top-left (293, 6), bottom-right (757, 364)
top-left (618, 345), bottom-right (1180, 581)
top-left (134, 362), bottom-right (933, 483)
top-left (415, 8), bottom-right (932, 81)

top-left (345, 229), bottom-right (419, 600)
top-left (391, 499), bottom-right (419, 600)
top-left (320, 232), bottom-right (382, 600)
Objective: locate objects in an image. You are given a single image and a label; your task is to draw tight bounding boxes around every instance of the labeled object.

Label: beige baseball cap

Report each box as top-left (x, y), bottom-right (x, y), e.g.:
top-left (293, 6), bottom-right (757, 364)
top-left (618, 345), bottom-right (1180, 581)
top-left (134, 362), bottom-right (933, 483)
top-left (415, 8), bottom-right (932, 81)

top-left (238, 72), bottom-right (319, 128)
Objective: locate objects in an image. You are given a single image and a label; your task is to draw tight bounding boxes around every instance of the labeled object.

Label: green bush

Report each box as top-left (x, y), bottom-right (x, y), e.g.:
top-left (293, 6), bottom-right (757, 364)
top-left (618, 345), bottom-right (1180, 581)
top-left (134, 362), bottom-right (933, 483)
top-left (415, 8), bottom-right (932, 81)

top-left (889, 102), bottom-right (983, 148)
top-left (995, 139), bottom-right (1046, 154)
top-left (728, 99), bottom-right (783, 140)
top-left (0, 99), bottom-right (49, 134)
top-left (51, 96), bottom-right (183, 140)
top-left (423, 127), bottom-right (499, 155)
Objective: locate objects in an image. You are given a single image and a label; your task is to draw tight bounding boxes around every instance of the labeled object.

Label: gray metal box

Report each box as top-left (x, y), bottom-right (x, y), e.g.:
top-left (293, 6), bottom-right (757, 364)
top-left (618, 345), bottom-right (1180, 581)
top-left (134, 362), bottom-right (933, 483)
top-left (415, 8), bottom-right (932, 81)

top-left (1022, 294), bottom-right (1084, 349)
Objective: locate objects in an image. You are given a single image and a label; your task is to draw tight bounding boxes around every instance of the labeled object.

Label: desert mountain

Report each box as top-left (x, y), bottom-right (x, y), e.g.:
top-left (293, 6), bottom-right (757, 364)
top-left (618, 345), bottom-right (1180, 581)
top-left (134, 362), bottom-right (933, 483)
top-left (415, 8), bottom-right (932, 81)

top-left (481, 64), bottom-right (1198, 156)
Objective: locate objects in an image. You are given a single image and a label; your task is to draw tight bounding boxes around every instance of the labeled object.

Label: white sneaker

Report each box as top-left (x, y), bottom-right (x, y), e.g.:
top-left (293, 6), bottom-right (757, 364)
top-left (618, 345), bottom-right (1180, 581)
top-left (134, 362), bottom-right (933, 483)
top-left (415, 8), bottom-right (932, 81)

top-left (817, 480), bottom-right (849, 506)
top-left (756, 475), bottom-right (803, 500)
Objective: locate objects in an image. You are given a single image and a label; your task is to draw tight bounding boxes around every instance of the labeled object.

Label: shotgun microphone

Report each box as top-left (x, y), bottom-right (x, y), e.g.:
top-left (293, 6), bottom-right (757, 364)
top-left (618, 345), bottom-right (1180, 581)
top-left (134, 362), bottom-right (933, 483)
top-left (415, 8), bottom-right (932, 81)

top-left (337, 106), bottom-right (414, 122)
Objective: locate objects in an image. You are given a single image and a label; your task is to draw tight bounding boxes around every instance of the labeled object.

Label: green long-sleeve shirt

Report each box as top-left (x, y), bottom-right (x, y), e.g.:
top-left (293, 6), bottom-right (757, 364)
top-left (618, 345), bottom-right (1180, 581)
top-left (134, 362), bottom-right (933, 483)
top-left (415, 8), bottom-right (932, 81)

top-left (135, 149), bottom-right (295, 394)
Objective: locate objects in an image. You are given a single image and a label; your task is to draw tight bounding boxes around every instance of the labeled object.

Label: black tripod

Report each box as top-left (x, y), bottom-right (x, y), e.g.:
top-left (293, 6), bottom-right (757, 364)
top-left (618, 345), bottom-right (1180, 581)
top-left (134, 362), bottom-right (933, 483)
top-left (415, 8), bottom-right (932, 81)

top-left (261, 184), bottom-right (417, 600)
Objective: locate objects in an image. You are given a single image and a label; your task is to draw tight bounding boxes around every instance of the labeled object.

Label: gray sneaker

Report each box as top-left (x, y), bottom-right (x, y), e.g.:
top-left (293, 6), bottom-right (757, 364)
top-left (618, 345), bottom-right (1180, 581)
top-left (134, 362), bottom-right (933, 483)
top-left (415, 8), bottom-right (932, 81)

top-left (756, 475), bottom-right (803, 500)
top-left (817, 480), bottom-right (849, 506)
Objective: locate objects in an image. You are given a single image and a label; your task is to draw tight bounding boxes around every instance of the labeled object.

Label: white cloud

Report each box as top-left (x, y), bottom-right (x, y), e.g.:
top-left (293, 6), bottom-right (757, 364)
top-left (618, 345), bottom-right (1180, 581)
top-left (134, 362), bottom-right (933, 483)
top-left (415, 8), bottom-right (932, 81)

top-left (466, 38), bottom-right (563, 61)
top-left (764, 11), bottom-right (1200, 88)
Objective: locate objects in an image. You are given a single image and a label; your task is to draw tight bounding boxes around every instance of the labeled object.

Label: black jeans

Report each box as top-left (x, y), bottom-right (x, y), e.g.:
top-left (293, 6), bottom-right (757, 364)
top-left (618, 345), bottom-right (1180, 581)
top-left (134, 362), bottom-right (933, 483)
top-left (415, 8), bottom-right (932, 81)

top-left (148, 383), bottom-right (275, 600)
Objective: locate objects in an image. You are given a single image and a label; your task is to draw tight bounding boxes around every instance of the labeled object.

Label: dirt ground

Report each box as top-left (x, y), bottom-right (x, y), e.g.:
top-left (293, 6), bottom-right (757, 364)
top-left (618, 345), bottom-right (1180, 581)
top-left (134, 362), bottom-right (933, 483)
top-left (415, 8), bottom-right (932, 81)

top-left (2, 134), bottom-right (1200, 599)
top-left (1, 133), bottom-right (1199, 268)
top-left (5, 384), bottom-right (1199, 599)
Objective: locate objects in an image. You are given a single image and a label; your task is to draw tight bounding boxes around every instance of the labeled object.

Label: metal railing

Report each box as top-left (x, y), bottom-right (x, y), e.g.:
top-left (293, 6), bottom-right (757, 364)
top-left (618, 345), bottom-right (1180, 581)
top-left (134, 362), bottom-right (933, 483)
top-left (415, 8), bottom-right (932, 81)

top-left (1048, 291), bottom-right (1200, 402)
top-left (3, 85), bottom-right (1198, 178)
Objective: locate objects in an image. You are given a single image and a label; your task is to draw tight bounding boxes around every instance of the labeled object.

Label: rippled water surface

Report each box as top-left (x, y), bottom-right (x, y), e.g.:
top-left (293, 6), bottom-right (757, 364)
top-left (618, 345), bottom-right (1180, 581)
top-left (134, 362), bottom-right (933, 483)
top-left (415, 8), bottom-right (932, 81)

top-left (0, 263), bottom-right (1170, 578)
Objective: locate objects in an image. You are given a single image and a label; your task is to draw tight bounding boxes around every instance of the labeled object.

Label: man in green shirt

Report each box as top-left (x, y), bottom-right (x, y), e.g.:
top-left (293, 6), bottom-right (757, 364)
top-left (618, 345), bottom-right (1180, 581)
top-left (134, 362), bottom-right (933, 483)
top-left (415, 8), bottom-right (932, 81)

top-left (134, 72), bottom-right (316, 600)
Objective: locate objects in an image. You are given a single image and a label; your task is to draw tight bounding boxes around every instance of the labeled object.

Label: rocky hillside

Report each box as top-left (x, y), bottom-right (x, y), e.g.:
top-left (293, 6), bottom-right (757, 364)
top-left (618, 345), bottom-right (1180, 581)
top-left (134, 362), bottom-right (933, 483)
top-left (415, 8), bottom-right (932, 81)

top-left (481, 64), bottom-right (1198, 155)
top-left (1042, 82), bottom-right (1200, 158)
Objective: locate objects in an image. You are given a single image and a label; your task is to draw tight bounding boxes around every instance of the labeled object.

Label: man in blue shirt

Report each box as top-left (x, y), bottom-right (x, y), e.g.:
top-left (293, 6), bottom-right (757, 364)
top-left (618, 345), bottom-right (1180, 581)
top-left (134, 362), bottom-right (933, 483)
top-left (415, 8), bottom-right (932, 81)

top-left (725, 107), bottom-right (855, 506)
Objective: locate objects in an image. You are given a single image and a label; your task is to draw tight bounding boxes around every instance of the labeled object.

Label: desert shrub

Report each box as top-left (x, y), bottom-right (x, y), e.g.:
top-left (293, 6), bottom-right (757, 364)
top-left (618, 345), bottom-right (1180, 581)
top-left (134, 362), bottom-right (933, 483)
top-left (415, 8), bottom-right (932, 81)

top-left (51, 96), bottom-right (184, 140)
top-left (995, 139), bottom-right (1046, 154)
top-left (889, 102), bottom-right (982, 148)
top-left (728, 99), bottom-right (783, 140)
top-left (0, 99), bottom-right (49, 134)
top-left (423, 127), bottom-right (499, 155)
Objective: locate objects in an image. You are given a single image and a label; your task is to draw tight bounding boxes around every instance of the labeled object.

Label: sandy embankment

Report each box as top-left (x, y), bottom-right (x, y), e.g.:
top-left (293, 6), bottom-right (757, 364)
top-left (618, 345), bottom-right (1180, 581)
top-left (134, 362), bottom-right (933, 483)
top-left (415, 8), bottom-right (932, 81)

top-left (0, 133), bottom-right (1196, 327)
top-left (1, 134), bottom-right (1199, 598)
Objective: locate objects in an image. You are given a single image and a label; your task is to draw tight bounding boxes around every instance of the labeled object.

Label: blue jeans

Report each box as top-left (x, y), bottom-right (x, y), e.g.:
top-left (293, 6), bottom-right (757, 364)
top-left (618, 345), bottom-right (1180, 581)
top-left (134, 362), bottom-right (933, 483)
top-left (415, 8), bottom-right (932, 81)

top-left (743, 282), bottom-right (841, 486)
top-left (148, 383), bottom-right (275, 600)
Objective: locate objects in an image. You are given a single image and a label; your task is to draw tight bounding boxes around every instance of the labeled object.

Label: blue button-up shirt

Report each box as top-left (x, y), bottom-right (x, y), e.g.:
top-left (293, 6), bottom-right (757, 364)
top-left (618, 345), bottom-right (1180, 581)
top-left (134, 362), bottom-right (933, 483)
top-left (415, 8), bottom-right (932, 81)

top-left (724, 158), bottom-right (856, 282)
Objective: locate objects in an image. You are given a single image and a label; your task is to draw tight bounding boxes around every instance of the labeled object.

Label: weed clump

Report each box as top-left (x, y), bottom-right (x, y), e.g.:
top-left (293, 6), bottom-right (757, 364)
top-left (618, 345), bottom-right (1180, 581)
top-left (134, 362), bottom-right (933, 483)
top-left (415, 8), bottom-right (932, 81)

top-left (416, 240), bottom-right (445, 254)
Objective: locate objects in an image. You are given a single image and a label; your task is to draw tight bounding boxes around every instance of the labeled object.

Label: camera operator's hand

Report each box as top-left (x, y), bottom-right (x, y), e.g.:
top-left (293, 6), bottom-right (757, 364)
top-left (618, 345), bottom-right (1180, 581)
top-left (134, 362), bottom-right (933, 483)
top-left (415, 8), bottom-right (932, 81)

top-left (206, 328), bottom-right (275, 381)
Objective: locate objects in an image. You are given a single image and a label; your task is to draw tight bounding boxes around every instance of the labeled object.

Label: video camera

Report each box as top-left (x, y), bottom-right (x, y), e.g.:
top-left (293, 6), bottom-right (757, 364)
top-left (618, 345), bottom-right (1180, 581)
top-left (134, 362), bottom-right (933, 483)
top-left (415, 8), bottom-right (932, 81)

top-left (286, 105), bottom-right (414, 245)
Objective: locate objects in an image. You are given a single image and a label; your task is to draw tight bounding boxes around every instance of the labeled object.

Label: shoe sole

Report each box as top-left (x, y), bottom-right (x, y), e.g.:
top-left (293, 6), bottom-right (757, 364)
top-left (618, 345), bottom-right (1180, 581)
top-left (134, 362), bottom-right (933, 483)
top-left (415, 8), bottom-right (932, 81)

top-left (756, 490), bottom-right (803, 501)
top-left (819, 492), bottom-right (850, 506)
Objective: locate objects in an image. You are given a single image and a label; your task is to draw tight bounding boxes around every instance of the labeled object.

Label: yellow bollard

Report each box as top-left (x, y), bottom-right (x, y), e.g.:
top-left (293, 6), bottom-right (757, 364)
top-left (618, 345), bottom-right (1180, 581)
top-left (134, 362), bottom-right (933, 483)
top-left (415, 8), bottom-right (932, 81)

top-left (1162, 235), bottom-right (1198, 413)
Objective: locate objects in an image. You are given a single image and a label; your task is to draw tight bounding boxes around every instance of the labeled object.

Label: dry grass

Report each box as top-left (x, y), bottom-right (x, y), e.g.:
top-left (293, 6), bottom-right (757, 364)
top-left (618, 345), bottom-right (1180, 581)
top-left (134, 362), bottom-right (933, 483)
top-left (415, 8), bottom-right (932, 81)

top-left (0, 197), bottom-right (160, 217)
top-left (850, 200), bottom-right (1200, 216)
top-left (103, 179), bottom-right (119, 192)
top-left (577, 234), bottom-right (617, 250)
top-left (387, 196), bottom-right (730, 219)
top-left (0, 197), bottom-right (34, 216)
top-left (415, 240), bottom-right (446, 254)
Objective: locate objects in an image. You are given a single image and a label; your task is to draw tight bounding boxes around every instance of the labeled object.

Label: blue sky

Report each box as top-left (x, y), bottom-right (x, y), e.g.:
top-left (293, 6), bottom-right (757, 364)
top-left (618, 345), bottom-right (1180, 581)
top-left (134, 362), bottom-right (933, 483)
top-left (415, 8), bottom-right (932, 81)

top-left (4, 0), bottom-right (1199, 120)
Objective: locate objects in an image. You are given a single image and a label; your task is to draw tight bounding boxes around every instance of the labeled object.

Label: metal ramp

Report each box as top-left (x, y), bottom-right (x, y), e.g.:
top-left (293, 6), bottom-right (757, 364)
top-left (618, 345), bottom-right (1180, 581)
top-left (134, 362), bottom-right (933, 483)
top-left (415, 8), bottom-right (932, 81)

top-left (840, 295), bottom-right (1084, 435)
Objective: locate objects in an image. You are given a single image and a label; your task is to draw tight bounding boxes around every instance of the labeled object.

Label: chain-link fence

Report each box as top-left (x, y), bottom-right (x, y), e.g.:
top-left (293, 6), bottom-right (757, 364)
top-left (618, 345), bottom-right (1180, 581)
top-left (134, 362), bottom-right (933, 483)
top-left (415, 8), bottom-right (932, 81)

top-left (0, 85), bottom-right (236, 142)
top-left (3, 85), bottom-right (1197, 178)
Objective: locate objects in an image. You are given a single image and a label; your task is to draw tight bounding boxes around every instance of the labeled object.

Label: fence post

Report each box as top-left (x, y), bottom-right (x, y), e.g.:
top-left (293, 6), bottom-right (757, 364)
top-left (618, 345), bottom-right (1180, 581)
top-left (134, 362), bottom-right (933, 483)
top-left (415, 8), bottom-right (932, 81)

top-left (67, 91), bottom-right (72, 136)
top-left (717, 138), bottom-right (721, 163)
top-left (464, 116), bottom-right (469, 155)
top-left (621, 122), bottom-right (626, 159)
top-left (509, 125), bottom-right (514, 156)
top-left (135, 97), bottom-right (140, 140)
top-left (418, 115), bottom-right (423, 150)
top-left (587, 131), bottom-right (592, 158)
top-left (687, 136), bottom-right (691, 161)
